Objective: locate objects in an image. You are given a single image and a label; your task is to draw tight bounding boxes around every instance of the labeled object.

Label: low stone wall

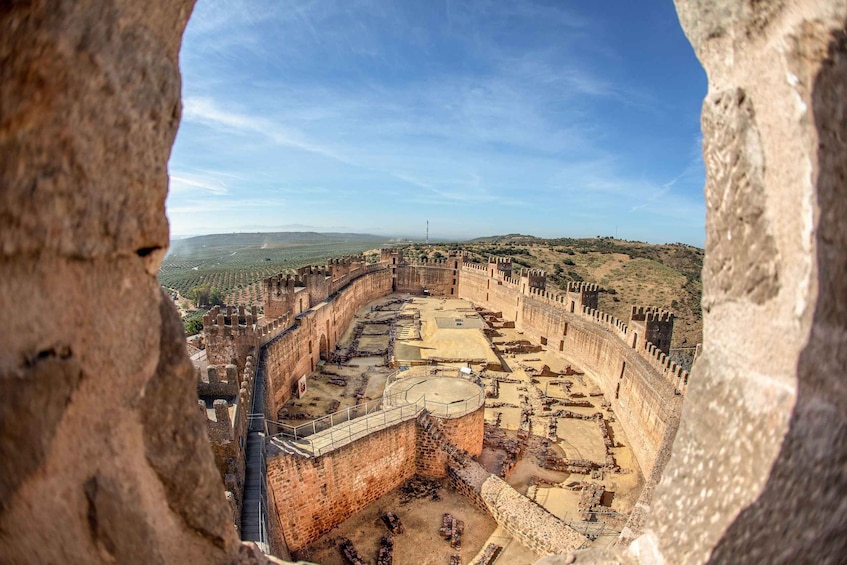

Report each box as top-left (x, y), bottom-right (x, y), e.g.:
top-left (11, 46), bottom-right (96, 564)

top-left (480, 475), bottom-right (589, 556)
top-left (418, 411), bottom-right (588, 557)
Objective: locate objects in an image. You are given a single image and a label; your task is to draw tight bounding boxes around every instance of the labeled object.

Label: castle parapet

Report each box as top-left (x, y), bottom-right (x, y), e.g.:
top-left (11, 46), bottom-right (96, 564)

top-left (199, 354), bottom-right (257, 534)
top-left (629, 306), bottom-right (674, 355)
top-left (521, 268), bottom-right (547, 291)
top-left (567, 282), bottom-right (599, 310)
top-left (203, 304), bottom-right (259, 370)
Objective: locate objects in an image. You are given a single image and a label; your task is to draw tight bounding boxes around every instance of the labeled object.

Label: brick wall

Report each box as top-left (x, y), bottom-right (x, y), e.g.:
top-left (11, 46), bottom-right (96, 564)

top-left (416, 405), bottom-right (484, 477)
top-left (266, 419), bottom-right (418, 552)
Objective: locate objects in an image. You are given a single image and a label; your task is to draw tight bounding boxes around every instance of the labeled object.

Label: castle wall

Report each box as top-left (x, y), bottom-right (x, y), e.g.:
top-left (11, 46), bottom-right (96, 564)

top-left (394, 258), bottom-right (461, 297)
top-left (262, 268), bottom-right (393, 420)
top-left (266, 418), bottom-right (418, 553)
top-left (458, 264), bottom-right (684, 477)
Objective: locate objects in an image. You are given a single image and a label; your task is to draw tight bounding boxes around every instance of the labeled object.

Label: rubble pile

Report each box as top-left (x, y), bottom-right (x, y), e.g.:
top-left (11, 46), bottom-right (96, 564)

top-left (339, 538), bottom-right (366, 565)
top-left (399, 476), bottom-right (442, 503)
top-left (376, 535), bottom-right (394, 565)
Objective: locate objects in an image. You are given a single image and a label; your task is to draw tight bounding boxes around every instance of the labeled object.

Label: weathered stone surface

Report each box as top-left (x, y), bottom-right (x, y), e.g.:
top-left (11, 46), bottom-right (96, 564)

top-left (0, 0), bottom-right (185, 260)
top-left (0, 1), bottom-right (260, 563)
top-left (701, 87), bottom-right (779, 308)
top-left (633, 1), bottom-right (847, 564)
top-left (140, 293), bottom-right (236, 547)
top-left (0, 342), bottom-right (81, 512)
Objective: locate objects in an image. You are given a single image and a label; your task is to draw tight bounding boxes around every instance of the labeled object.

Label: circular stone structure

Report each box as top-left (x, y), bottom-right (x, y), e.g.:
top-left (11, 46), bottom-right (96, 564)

top-left (385, 375), bottom-right (485, 418)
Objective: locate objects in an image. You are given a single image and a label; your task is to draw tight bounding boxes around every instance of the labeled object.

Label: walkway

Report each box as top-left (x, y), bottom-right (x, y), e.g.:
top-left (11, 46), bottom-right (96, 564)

top-left (269, 403), bottom-right (423, 457)
top-left (240, 351), bottom-right (269, 547)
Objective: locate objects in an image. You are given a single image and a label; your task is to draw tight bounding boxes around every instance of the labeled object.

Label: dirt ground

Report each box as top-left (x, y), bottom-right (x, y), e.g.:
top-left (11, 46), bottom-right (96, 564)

top-left (277, 293), bottom-right (645, 559)
top-left (296, 479), bottom-right (497, 565)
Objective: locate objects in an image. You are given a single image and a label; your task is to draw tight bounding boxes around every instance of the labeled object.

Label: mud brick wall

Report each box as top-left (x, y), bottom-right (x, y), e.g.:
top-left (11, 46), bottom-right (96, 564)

top-left (266, 418), bottom-right (418, 552)
top-left (262, 268), bottom-right (393, 420)
top-left (458, 264), bottom-right (681, 478)
top-left (416, 406), bottom-right (485, 478)
top-left (395, 261), bottom-right (461, 297)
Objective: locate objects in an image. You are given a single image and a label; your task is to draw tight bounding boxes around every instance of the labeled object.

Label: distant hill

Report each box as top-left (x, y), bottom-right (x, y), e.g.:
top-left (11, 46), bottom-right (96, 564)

top-left (467, 234), bottom-right (542, 244)
top-left (167, 231), bottom-right (389, 257)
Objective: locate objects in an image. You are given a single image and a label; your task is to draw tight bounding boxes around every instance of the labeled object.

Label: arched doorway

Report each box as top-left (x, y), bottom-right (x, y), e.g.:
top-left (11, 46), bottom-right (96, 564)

top-left (319, 334), bottom-right (328, 361)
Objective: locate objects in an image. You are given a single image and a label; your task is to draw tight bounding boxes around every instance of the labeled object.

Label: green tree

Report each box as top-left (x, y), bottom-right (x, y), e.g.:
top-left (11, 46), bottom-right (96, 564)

top-left (182, 312), bottom-right (205, 335)
top-left (190, 284), bottom-right (224, 308)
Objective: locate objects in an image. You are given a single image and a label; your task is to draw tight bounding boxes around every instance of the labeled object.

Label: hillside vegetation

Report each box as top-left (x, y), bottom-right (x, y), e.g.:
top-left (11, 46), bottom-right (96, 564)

top-left (160, 232), bottom-right (704, 354)
top-left (403, 235), bottom-right (704, 350)
top-left (159, 232), bottom-right (389, 307)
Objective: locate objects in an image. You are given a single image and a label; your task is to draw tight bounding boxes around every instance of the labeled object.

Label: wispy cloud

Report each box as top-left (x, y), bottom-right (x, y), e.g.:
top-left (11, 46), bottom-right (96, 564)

top-left (168, 0), bottom-right (707, 244)
top-left (169, 172), bottom-right (229, 195)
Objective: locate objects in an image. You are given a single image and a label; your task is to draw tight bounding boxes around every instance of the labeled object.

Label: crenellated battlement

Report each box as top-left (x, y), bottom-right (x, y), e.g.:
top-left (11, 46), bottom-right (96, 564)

top-left (629, 306), bottom-right (673, 323)
top-left (629, 306), bottom-right (674, 356)
top-left (297, 265), bottom-right (331, 278)
top-left (521, 268), bottom-right (547, 290)
top-left (462, 261), bottom-right (488, 272)
top-left (198, 355), bottom-right (258, 533)
top-left (567, 281), bottom-right (599, 294)
top-left (202, 304), bottom-right (258, 332)
top-left (203, 305), bottom-right (259, 370)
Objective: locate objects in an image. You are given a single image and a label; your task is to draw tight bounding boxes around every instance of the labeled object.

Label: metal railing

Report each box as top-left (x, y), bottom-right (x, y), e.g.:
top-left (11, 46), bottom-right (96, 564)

top-left (256, 432), bottom-right (270, 552)
top-left (269, 387), bottom-right (485, 457)
top-left (270, 400), bottom-right (423, 457)
top-left (269, 396), bottom-right (389, 441)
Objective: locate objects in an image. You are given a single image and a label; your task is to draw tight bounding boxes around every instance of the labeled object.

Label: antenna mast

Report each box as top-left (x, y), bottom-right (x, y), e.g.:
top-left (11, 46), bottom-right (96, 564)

top-left (426, 220), bottom-right (429, 244)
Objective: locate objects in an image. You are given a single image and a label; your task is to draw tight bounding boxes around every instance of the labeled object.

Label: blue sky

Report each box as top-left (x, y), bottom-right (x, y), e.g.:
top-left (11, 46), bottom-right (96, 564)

top-left (169, 0), bottom-right (707, 246)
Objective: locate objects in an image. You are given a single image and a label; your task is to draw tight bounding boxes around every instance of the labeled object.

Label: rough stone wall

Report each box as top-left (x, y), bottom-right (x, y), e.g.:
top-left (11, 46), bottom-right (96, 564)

top-left (634, 2), bottom-right (847, 563)
top-left (416, 405), bottom-right (485, 478)
top-left (265, 418), bottom-right (418, 552)
top-left (395, 261), bottom-right (460, 296)
top-left (0, 1), bottom-right (286, 563)
top-left (418, 411), bottom-right (587, 556)
top-left (480, 475), bottom-right (589, 556)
